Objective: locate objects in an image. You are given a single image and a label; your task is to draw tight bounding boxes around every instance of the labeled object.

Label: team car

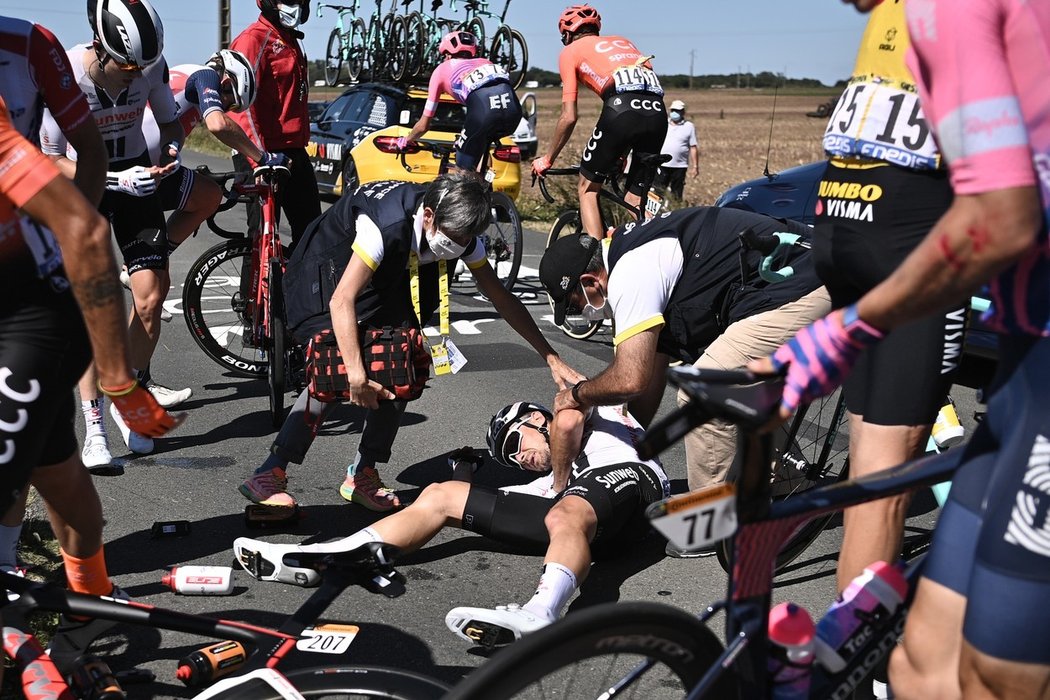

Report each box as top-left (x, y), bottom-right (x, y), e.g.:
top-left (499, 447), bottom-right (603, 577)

top-left (306, 83), bottom-right (522, 199)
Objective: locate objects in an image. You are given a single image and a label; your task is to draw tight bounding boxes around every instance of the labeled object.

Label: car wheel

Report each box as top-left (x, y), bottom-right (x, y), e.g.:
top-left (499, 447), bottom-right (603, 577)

top-left (340, 157), bottom-right (359, 196)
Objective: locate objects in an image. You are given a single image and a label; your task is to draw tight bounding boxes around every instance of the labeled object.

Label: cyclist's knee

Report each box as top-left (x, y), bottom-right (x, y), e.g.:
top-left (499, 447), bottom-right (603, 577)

top-left (545, 497), bottom-right (594, 537)
top-left (418, 481), bottom-right (469, 516)
top-left (577, 177), bottom-right (601, 197)
top-left (961, 647), bottom-right (1050, 700)
top-left (192, 177), bottom-right (223, 215)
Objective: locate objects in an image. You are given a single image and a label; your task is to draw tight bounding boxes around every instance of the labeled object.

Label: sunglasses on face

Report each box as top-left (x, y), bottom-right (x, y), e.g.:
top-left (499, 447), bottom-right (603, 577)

top-left (502, 419), bottom-right (549, 468)
top-left (112, 59), bottom-right (144, 73)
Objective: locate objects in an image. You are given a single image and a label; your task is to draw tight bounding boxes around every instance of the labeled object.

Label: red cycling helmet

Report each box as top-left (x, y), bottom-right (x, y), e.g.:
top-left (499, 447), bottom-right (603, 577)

top-left (439, 30), bottom-right (478, 58)
top-left (558, 4), bottom-right (601, 35)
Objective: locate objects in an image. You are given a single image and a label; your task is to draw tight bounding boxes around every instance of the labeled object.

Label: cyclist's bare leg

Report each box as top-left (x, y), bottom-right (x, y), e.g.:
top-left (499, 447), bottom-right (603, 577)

top-left (578, 175), bottom-right (604, 240)
top-left (541, 495), bottom-right (596, 581)
top-left (959, 642), bottom-right (1050, 699)
top-left (890, 577), bottom-right (965, 698)
top-left (166, 176), bottom-right (222, 249)
top-left (31, 454), bottom-right (104, 560)
top-left (624, 190), bottom-right (642, 215)
top-left (837, 415), bottom-right (929, 590)
top-left (126, 268), bottom-right (170, 370)
top-left (366, 481), bottom-right (472, 554)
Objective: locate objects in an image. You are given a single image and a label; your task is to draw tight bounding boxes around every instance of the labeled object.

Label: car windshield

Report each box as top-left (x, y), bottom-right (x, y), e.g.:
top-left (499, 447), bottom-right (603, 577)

top-left (405, 97), bottom-right (466, 133)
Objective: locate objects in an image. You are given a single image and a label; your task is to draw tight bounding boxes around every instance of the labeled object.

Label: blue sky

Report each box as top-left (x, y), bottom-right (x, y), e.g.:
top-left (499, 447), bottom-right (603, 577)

top-left (9, 1), bottom-right (869, 86)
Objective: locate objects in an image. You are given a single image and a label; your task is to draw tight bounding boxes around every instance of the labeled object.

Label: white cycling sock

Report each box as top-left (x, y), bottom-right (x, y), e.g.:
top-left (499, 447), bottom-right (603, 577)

top-left (298, 526), bottom-right (382, 555)
top-left (522, 562), bottom-right (578, 621)
top-left (81, 398), bottom-right (106, 440)
top-left (0, 523), bottom-right (23, 570)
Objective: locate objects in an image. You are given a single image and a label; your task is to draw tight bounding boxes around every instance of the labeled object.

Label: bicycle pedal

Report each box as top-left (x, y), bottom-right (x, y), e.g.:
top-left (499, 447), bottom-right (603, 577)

top-left (461, 620), bottom-right (517, 649)
top-left (244, 504), bottom-right (301, 530)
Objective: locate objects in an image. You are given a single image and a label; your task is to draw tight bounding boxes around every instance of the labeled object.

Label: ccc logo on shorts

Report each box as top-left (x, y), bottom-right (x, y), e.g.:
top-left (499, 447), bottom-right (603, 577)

top-left (583, 128), bottom-right (603, 162)
top-left (0, 367), bottom-right (41, 465)
top-left (630, 98), bottom-right (662, 111)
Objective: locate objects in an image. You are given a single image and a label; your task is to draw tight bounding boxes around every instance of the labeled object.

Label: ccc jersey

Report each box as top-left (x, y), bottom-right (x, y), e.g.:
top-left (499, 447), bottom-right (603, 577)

top-left (39, 43), bottom-right (178, 168)
top-left (0, 96), bottom-right (63, 284)
top-left (0, 17), bottom-right (91, 144)
top-left (559, 35), bottom-right (662, 101)
top-left (823, 0), bottom-right (939, 170)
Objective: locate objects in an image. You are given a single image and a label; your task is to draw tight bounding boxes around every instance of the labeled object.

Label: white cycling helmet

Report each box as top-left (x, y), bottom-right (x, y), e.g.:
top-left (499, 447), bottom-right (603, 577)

top-left (208, 49), bottom-right (257, 113)
top-left (487, 402), bottom-right (552, 469)
top-left (90, 0), bottom-right (164, 68)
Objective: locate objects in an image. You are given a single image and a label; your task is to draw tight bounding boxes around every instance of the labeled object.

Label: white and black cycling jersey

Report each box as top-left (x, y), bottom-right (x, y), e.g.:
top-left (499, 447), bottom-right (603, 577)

top-left (39, 43), bottom-right (178, 168)
top-left (572, 405), bottom-right (667, 486)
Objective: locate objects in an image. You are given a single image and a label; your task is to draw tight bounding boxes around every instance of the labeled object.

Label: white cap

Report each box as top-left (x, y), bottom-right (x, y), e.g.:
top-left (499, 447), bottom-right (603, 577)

top-left (669, 99), bottom-right (686, 111)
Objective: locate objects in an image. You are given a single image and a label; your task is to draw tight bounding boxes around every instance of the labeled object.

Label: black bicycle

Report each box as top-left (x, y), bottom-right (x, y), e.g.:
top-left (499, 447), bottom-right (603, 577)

top-left (447, 367), bottom-right (964, 699)
top-left (534, 152), bottom-right (670, 339)
top-left (2, 543), bottom-right (446, 698)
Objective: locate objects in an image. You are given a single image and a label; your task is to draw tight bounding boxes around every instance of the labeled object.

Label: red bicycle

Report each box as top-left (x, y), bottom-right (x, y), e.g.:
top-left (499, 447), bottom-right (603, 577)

top-left (182, 165), bottom-right (295, 427)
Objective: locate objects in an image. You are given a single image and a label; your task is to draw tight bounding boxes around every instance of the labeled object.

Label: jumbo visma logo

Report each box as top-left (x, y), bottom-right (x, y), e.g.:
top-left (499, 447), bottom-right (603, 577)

top-left (818, 181), bottom-right (884, 223)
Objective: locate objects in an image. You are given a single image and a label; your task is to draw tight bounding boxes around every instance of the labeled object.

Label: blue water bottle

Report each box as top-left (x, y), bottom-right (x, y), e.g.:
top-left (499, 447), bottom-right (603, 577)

top-left (768, 602), bottom-right (816, 699)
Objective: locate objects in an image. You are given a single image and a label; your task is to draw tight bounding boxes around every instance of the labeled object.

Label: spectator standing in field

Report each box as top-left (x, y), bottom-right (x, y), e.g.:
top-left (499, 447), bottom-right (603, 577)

top-left (654, 99), bottom-right (699, 201)
top-left (230, 0), bottom-right (321, 249)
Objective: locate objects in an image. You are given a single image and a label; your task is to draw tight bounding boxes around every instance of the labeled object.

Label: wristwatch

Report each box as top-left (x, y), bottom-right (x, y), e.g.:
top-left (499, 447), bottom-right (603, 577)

top-left (570, 380), bottom-right (587, 404)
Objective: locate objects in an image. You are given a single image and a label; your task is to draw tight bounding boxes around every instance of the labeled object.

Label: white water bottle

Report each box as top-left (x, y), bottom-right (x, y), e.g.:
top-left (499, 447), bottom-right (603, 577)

top-left (768, 602), bottom-right (815, 699)
top-left (162, 565), bottom-right (234, 595)
top-left (814, 561), bottom-right (907, 672)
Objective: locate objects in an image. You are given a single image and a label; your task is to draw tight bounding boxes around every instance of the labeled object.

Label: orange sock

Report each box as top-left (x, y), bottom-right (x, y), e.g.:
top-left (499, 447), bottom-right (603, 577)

top-left (60, 547), bottom-right (112, 596)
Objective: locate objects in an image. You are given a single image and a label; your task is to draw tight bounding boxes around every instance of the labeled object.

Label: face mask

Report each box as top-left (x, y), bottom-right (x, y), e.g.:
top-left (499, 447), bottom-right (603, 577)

top-left (276, 3), bottom-right (302, 28)
top-left (580, 284), bottom-right (609, 322)
top-left (427, 229), bottom-right (467, 260)
top-left (670, 110), bottom-right (684, 123)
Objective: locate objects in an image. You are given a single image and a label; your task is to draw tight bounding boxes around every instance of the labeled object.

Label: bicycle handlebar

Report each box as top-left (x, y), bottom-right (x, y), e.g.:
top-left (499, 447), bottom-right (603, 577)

top-left (531, 167), bottom-right (580, 204)
top-left (317, 2), bottom-right (357, 18)
top-left (195, 164), bottom-right (288, 240)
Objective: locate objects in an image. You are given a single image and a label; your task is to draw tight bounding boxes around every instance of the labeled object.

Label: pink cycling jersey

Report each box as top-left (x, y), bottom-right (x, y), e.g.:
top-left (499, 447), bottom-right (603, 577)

top-left (424, 58), bottom-right (509, 117)
top-left (907, 0), bottom-right (1050, 336)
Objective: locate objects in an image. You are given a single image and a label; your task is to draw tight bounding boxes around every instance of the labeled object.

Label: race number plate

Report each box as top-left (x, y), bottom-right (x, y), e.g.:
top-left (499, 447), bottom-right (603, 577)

top-left (297, 624), bottom-right (360, 654)
top-left (646, 484), bottom-right (737, 550)
top-left (462, 63), bottom-right (507, 91)
top-left (612, 65), bottom-right (662, 94)
top-left (645, 190), bottom-right (664, 219)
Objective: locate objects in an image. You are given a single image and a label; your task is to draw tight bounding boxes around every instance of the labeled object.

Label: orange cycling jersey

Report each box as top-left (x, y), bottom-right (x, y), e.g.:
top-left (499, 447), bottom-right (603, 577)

top-left (559, 35), bottom-right (657, 101)
top-left (0, 96), bottom-right (61, 268)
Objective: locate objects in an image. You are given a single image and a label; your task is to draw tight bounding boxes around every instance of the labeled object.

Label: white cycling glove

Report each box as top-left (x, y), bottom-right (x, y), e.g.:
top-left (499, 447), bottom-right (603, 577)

top-left (106, 166), bottom-right (157, 197)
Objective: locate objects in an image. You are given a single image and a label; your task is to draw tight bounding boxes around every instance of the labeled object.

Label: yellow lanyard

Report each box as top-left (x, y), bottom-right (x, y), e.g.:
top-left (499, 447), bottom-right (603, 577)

top-left (409, 253), bottom-right (452, 374)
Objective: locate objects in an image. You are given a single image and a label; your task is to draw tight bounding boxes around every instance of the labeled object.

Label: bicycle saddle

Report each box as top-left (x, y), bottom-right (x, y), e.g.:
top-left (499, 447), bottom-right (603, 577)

top-left (634, 152), bottom-right (673, 168)
top-left (431, 0), bottom-right (443, 11)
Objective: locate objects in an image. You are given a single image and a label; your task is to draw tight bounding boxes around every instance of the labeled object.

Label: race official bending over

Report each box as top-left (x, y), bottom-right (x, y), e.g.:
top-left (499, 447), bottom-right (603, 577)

top-left (539, 206), bottom-right (831, 556)
top-left (233, 399), bottom-right (668, 645)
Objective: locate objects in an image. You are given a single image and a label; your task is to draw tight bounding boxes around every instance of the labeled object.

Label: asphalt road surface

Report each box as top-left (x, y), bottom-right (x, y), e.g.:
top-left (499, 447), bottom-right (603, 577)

top-left (64, 152), bottom-right (973, 697)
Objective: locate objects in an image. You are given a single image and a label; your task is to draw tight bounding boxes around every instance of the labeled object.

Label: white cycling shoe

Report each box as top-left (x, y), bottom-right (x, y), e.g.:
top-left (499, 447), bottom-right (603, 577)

top-left (81, 435), bottom-right (113, 469)
top-left (109, 402), bottom-right (154, 454)
top-left (233, 537), bottom-right (320, 588)
top-left (445, 604), bottom-right (552, 647)
top-left (147, 381), bottom-right (192, 408)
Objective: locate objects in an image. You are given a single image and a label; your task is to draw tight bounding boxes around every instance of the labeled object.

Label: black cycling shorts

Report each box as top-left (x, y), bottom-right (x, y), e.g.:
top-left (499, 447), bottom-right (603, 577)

top-left (459, 81), bottom-right (522, 171)
top-left (156, 165), bottom-right (195, 213)
top-left (923, 335), bottom-right (1050, 664)
top-left (580, 91), bottom-right (667, 196)
top-left (100, 153), bottom-right (169, 274)
top-left (813, 161), bottom-right (961, 425)
top-left (461, 462), bottom-right (665, 555)
top-left (0, 281), bottom-right (91, 513)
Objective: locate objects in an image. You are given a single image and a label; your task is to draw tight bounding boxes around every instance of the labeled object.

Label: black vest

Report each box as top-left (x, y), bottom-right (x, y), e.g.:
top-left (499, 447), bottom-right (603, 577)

top-left (607, 206), bottom-right (820, 363)
top-left (283, 180), bottom-right (477, 344)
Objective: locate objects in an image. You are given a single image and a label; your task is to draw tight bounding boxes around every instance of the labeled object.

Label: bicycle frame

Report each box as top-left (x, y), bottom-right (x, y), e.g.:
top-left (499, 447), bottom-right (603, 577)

top-left (638, 369), bottom-right (966, 699)
top-left (234, 170), bottom-right (284, 350)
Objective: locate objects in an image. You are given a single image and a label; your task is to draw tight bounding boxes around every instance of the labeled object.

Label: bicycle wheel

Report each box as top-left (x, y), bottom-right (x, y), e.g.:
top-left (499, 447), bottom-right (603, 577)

top-left (483, 191), bottom-right (522, 292)
top-left (210, 664), bottom-right (448, 699)
top-left (347, 18), bottom-right (368, 82)
top-left (325, 28), bottom-right (344, 86)
top-left (446, 602), bottom-right (733, 699)
top-left (403, 13), bottom-right (425, 79)
top-left (387, 14), bottom-right (409, 82)
top-left (489, 25), bottom-right (528, 90)
top-left (460, 17), bottom-right (487, 57)
top-left (183, 239), bottom-right (267, 378)
top-left (545, 210), bottom-right (601, 340)
top-left (266, 260), bottom-right (287, 428)
top-left (716, 388), bottom-right (850, 573)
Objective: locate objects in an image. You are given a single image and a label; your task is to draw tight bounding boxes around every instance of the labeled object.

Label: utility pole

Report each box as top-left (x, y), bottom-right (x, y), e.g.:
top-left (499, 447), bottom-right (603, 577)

top-left (689, 49), bottom-right (695, 89)
top-left (218, 0), bottom-right (231, 49)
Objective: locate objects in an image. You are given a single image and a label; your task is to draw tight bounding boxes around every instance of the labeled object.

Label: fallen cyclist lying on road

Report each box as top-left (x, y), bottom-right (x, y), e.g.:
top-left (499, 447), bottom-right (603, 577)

top-left (233, 400), bottom-right (669, 647)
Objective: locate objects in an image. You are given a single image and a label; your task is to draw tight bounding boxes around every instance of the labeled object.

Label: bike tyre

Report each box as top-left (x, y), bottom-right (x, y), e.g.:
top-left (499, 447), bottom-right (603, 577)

top-left (403, 13), bottom-right (425, 79)
top-left (208, 664), bottom-right (449, 699)
top-left (485, 191), bottom-right (523, 292)
top-left (545, 209), bottom-right (601, 340)
top-left (445, 601), bottom-right (732, 700)
top-left (716, 388), bottom-right (850, 574)
top-left (347, 18), bottom-right (368, 82)
top-left (489, 25), bottom-right (528, 90)
top-left (324, 28), bottom-right (344, 86)
top-left (183, 239), bottom-right (267, 378)
top-left (266, 260), bottom-right (287, 428)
